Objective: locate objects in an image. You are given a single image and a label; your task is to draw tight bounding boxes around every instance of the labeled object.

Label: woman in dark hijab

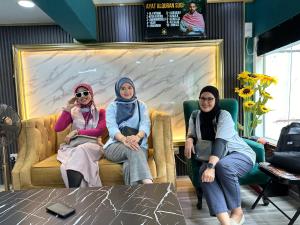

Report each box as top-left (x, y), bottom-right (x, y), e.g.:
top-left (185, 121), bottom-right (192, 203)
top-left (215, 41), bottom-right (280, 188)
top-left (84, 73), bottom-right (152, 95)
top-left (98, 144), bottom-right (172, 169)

top-left (185, 86), bottom-right (255, 225)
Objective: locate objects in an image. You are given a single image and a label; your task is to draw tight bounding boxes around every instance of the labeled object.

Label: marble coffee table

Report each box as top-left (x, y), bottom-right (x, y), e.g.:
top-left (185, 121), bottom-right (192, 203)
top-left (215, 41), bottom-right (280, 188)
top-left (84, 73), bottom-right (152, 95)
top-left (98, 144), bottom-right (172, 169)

top-left (0, 183), bottom-right (186, 225)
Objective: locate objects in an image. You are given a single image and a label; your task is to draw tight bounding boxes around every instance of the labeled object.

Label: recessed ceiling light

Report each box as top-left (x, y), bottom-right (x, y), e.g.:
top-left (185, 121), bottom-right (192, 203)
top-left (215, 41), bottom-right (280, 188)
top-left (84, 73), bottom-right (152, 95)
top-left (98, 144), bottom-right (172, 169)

top-left (18, 0), bottom-right (35, 8)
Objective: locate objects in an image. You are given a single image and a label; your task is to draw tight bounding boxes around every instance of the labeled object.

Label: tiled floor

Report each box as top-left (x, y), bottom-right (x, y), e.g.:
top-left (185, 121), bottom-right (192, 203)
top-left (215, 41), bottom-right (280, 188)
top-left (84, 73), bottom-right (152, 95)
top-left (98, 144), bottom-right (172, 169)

top-left (176, 176), bottom-right (300, 225)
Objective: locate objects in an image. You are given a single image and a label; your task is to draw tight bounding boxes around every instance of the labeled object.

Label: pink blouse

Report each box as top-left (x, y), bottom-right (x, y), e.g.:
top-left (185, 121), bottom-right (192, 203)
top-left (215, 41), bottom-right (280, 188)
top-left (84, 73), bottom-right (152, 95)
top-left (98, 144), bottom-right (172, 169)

top-left (55, 109), bottom-right (106, 137)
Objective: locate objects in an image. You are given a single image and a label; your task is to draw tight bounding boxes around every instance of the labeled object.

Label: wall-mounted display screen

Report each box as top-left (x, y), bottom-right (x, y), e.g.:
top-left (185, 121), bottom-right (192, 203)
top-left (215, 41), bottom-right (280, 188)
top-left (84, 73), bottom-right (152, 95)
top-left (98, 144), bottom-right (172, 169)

top-left (145, 0), bottom-right (207, 40)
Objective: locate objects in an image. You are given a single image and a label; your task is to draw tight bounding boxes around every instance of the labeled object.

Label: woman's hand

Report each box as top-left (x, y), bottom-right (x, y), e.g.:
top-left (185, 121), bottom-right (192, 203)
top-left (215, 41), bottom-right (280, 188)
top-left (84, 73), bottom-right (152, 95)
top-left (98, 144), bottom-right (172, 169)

top-left (184, 138), bottom-right (195, 159)
top-left (122, 136), bottom-right (140, 151)
top-left (115, 133), bottom-right (140, 151)
top-left (126, 135), bottom-right (140, 144)
top-left (65, 130), bottom-right (78, 144)
top-left (97, 137), bottom-right (103, 147)
top-left (3, 117), bottom-right (12, 125)
top-left (201, 168), bottom-right (215, 183)
top-left (65, 97), bottom-right (77, 111)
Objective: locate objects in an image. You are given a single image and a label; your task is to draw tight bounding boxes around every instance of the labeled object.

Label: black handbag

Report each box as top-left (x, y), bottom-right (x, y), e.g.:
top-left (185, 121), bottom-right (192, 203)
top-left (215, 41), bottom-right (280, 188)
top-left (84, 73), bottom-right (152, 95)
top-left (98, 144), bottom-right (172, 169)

top-left (267, 123), bottom-right (300, 174)
top-left (267, 151), bottom-right (300, 174)
top-left (120, 126), bottom-right (139, 136)
top-left (276, 122), bottom-right (300, 152)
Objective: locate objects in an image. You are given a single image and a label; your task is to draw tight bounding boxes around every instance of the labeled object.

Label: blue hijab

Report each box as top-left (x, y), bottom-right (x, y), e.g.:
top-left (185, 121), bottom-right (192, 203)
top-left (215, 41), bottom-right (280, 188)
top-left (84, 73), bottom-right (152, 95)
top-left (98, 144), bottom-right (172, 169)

top-left (115, 77), bottom-right (137, 125)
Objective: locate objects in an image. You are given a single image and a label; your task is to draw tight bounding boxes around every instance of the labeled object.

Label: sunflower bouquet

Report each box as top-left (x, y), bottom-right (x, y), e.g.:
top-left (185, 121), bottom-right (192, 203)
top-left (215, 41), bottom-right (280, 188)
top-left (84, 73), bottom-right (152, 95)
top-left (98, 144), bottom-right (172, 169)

top-left (235, 71), bottom-right (277, 137)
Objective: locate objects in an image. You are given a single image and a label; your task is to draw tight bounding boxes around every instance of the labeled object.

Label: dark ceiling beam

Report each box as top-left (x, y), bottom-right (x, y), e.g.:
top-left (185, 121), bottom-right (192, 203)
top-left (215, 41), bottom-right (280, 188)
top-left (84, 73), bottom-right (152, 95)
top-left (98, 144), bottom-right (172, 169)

top-left (33, 0), bottom-right (97, 42)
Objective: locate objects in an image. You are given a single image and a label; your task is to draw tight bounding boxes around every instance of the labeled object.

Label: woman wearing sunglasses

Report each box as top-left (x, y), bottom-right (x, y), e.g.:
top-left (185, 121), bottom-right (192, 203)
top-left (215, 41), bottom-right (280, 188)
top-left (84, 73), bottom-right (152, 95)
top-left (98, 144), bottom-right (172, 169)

top-left (55, 83), bottom-right (106, 188)
top-left (103, 77), bottom-right (152, 185)
top-left (184, 86), bottom-right (255, 225)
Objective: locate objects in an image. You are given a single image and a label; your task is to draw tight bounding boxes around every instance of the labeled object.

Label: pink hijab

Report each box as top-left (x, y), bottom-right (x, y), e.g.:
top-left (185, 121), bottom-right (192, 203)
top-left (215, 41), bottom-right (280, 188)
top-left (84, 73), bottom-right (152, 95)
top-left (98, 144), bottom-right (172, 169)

top-left (73, 83), bottom-right (94, 107)
top-left (73, 83), bottom-right (97, 128)
top-left (182, 11), bottom-right (205, 28)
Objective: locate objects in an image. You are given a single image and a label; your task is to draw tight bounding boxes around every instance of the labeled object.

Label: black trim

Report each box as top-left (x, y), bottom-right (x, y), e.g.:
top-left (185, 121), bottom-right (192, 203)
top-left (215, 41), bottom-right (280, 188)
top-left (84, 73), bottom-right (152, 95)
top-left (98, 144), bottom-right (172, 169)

top-left (257, 13), bottom-right (300, 56)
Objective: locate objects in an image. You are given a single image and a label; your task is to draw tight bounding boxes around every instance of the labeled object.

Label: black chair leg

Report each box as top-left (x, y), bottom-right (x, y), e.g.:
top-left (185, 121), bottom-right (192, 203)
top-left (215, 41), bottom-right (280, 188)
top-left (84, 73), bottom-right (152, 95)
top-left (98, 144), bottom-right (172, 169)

top-left (196, 187), bottom-right (203, 210)
top-left (289, 208), bottom-right (300, 225)
top-left (252, 179), bottom-right (272, 209)
top-left (262, 196), bottom-right (270, 206)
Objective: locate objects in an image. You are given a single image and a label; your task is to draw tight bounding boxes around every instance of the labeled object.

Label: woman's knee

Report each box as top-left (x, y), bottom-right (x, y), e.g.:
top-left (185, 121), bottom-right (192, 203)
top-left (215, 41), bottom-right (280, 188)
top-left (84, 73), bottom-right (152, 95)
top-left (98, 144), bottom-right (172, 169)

top-left (129, 148), bottom-right (146, 158)
top-left (215, 160), bottom-right (232, 177)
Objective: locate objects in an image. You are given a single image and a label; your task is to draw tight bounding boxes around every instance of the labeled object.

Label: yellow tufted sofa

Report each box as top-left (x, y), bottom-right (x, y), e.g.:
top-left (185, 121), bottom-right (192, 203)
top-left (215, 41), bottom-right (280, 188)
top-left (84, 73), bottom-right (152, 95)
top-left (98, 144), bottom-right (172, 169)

top-left (12, 109), bottom-right (176, 190)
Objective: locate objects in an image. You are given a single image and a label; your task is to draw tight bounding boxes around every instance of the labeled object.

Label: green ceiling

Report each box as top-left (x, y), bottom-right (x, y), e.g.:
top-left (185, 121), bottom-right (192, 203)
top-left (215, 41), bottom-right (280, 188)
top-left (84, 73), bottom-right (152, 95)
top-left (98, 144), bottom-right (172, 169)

top-left (33, 0), bottom-right (97, 42)
top-left (246, 0), bottom-right (300, 36)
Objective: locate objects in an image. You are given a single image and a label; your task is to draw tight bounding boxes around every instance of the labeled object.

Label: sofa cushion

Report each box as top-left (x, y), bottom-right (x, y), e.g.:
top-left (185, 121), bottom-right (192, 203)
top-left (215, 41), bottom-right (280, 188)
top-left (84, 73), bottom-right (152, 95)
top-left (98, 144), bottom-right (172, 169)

top-left (32, 153), bottom-right (158, 187)
top-left (31, 154), bottom-right (64, 187)
top-left (99, 159), bottom-right (124, 186)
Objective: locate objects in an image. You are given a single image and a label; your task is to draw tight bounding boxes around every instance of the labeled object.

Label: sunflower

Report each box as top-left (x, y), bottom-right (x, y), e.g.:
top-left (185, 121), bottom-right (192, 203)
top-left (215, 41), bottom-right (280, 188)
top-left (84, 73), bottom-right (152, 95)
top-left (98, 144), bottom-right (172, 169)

top-left (238, 87), bottom-right (255, 98)
top-left (260, 105), bottom-right (270, 113)
top-left (248, 73), bottom-right (260, 82)
top-left (237, 71), bottom-right (251, 80)
top-left (243, 101), bottom-right (255, 109)
top-left (261, 91), bottom-right (273, 99)
top-left (260, 75), bottom-right (278, 85)
top-left (234, 87), bottom-right (240, 93)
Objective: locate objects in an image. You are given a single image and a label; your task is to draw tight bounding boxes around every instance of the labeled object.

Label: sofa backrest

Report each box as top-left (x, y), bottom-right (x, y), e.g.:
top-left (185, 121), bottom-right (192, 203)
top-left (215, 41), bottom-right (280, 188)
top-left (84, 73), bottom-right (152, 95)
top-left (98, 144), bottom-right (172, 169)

top-left (183, 98), bottom-right (239, 133)
top-left (20, 110), bottom-right (156, 162)
top-left (54, 114), bottom-right (72, 150)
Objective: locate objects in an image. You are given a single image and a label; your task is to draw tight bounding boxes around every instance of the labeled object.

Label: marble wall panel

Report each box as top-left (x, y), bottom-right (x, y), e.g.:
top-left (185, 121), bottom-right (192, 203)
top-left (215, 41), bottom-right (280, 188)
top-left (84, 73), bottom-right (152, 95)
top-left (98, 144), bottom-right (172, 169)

top-left (16, 42), bottom-right (222, 140)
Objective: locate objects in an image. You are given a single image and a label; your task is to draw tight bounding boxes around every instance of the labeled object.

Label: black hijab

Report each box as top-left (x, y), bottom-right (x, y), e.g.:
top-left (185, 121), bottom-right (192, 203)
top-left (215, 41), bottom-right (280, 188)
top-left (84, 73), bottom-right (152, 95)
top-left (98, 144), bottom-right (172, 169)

top-left (199, 86), bottom-right (221, 141)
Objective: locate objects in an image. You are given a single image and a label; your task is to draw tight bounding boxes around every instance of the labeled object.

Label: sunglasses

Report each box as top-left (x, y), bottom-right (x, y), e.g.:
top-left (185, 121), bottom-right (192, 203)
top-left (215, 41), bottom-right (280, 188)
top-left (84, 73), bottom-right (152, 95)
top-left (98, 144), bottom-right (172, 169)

top-left (199, 97), bottom-right (215, 102)
top-left (75, 91), bottom-right (90, 98)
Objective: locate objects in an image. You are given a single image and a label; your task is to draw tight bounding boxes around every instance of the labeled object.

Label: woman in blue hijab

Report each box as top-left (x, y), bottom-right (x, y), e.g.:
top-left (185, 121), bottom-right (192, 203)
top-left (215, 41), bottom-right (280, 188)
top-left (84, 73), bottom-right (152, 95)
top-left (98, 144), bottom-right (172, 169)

top-left (103, 77), bottom-right (153, 185)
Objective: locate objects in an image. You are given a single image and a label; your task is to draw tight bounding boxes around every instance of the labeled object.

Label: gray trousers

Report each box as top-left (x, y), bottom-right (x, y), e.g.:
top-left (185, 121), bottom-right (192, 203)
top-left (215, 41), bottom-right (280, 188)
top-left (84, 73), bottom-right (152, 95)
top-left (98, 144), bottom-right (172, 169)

top-left (104, 142), bottom-right (152, 185)
top-left (200, 152), bottom-right (253, 216)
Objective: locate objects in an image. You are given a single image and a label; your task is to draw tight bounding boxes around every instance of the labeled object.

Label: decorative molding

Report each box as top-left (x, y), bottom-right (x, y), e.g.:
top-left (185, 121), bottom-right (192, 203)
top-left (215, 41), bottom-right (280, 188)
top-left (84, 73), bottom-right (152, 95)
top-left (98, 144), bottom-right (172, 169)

top-left (96, 3), bottom-right (144, 6)
top-left (208, 0), bottom-right (251, 3)
top-left (95, 0), bottom-right (253, 6)
top-left (0, 23), bottom-right (55, 27)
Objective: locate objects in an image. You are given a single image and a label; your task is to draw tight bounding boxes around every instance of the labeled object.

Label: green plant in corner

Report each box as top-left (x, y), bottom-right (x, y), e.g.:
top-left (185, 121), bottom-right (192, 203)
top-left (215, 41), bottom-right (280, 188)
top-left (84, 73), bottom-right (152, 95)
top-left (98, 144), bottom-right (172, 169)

top-left (235, 71), bottom-right (277, 137)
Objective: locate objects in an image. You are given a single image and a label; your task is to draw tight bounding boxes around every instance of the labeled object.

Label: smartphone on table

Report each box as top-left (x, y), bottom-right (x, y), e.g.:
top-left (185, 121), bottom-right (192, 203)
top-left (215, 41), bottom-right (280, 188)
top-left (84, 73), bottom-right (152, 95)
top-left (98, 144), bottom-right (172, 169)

top-left (46, 202), bottom-right (75, 218)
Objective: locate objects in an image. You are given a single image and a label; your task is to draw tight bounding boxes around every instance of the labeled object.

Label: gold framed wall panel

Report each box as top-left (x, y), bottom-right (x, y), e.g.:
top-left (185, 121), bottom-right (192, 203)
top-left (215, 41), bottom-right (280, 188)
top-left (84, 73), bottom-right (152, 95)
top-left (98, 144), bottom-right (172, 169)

top-left (14, 40), bottom-right (223, 141)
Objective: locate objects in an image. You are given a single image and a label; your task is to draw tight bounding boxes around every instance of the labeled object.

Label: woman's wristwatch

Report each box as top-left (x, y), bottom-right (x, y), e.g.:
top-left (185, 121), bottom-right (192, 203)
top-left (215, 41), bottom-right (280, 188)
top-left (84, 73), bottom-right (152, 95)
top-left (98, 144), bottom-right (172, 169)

top-left (207, 163), bottom-right (215, 169)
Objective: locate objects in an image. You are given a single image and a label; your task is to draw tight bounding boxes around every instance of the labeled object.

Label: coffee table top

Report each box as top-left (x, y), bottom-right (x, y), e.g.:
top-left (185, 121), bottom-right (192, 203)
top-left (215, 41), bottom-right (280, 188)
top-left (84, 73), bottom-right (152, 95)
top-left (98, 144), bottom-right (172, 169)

top-left (0, 183), bottom-right (186, 225)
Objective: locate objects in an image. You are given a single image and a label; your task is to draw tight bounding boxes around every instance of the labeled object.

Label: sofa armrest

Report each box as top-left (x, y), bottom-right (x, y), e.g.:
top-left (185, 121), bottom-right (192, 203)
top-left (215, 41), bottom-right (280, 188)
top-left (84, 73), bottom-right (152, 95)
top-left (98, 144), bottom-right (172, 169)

top-left (150, 110), bottom-right (176, 186)
top-left (12, 117), bottom-right (54, 190)
top-left (243, 138), bottom-right (265, 163)
top-left (12, 120), bottom-right (28, 190)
